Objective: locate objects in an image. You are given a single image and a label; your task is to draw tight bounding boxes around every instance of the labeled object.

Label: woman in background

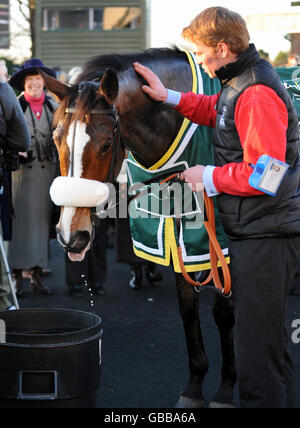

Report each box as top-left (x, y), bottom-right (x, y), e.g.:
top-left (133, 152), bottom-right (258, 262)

top-left (8, 59), bottom-right (58, 297)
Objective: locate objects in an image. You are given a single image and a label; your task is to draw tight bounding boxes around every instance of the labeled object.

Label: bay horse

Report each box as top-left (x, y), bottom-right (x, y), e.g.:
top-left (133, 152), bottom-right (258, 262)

top-left (44, 47), bottom-right (236, 408)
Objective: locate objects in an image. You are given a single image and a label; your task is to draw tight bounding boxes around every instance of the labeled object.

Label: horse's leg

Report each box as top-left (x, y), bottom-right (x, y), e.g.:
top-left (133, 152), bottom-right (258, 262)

top-left (209, 293), bottom-right (237, 408)
top-left (174, 273), bottom-right (208, 408)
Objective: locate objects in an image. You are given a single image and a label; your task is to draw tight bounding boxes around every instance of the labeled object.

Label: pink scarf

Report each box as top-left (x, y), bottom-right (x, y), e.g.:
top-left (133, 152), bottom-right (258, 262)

top-left (24, 92), bottom-right (45, 121)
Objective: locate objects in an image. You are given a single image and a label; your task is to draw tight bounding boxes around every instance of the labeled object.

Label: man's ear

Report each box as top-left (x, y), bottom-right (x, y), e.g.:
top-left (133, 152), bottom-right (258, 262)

top-left (217, 42), bottom-right (230, 59)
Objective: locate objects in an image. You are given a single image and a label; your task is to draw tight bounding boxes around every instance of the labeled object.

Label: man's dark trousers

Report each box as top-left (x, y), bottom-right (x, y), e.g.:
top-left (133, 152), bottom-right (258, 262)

top-left (229, 236), bottom-right (300, 408)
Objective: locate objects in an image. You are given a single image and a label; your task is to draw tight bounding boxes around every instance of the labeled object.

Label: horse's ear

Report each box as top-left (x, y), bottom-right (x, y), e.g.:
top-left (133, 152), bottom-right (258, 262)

top-left (99, 69), bottom-right (119, 104)
top-left (41, 70), bottom-right (71, 101)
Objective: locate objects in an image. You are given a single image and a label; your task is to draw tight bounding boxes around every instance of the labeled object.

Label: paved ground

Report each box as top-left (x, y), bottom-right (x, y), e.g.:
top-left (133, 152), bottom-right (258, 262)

top-left (15, 238), bottom-right (300, 408)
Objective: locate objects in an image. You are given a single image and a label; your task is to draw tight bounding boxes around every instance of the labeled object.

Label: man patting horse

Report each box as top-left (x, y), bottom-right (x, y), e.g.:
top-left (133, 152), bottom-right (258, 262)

top-left (134, 7), bottom-right (300, 408)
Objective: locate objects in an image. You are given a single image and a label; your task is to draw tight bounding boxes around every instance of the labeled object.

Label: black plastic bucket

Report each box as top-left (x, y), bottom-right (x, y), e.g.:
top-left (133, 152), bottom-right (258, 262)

top-left (0, 309), bottom-right (102, 408)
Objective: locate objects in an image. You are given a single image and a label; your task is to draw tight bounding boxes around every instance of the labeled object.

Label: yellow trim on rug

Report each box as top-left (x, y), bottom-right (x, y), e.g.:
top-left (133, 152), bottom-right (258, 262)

top-left (132, 214), bottom-right (231, 274)
top-left (133, 246), bottom-right (170, 266)
top-left (149, 52), bottom-right (198, 171)
top-left (186, 51), bottom-right (198, 94)
top-left (133, 242), bottom-right (230, 273)
top-left (149, 118), bottom-right (190, 171)
top-left (173, 257), bottom-right (231, 274)
top-left (132, 217), bottom-right (172, 266)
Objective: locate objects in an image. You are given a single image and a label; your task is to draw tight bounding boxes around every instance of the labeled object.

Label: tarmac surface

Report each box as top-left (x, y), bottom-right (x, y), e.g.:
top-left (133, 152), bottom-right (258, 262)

top-left (15, 238), bottom-right (300, 409)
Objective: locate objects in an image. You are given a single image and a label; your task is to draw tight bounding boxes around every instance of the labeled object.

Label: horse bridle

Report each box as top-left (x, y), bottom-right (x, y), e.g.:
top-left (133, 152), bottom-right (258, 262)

top-left (64, 103), bottom-right (123, 228)
top-left (56, 89), bottom-right (123, 255)
top-left (65, 106), bottom-right (121, 180)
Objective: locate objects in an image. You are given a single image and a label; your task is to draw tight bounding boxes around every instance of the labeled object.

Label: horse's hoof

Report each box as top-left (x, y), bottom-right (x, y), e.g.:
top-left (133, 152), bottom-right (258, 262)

top-left (209, 401), bottom-right (236, 409)
top-left (175, 396), bottom-right (206, 409)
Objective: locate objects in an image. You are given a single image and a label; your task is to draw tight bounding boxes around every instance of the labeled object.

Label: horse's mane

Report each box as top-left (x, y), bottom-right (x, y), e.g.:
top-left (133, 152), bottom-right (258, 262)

top-left (54, 47), bottom-right (186, 127)
top-left (75, 46), bottom-right (186, 83)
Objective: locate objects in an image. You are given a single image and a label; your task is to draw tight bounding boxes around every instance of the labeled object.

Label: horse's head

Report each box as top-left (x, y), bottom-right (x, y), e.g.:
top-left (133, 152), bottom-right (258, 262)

top-left (44, 69), bottom-right (125, 262)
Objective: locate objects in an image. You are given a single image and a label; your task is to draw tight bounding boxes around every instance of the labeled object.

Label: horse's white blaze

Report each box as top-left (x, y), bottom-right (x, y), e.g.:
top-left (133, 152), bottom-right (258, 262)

top-left (61, 207), bottom-right (76, 243)
top-left (67, 121), bottom-right (90, 178)
top-left (60, 121), bottom-right (90, 243)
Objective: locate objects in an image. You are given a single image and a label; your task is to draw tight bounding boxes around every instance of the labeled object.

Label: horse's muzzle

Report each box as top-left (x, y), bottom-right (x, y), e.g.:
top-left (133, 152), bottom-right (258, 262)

top-left (57, 230), bottom-right (91, 254)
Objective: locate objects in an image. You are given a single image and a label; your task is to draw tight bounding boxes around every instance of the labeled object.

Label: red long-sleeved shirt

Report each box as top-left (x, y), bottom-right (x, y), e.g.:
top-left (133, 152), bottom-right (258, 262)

top-left (176, 85), bottom-right (288, 196)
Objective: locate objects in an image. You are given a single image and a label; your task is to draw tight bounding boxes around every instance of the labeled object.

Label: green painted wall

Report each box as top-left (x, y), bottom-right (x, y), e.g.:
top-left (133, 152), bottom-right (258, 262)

top-left (35, 0), bottom-right (148, 72)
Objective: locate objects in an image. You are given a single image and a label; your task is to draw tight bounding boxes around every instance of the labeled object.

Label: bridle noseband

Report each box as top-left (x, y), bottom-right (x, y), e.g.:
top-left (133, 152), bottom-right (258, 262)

top-left (65, 105), bottom-right (122, 183)
top-left (63, 86), bottom-right (123, 230)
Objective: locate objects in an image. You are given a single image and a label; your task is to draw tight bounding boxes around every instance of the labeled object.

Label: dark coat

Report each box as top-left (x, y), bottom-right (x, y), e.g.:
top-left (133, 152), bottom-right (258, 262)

top-left (7, 95), bottom-right (58, 269)
top-left (0, 83), bottom-right (30, 152)
top-left (214, 44), bottom-right (300, 240)
top-left (0, 82), bottom-right (31, 240)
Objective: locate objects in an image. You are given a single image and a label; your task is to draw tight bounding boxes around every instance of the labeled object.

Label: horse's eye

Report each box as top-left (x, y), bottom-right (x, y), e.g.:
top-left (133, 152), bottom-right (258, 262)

top-left (101, 140), bottom-right (112, 153)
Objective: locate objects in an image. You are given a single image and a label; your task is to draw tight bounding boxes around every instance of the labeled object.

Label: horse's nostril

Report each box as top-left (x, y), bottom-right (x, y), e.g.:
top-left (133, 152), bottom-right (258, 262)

top-left (69, 231), bottom-right (91, 253)
top-left (56, 230), bottom-right (91, 254)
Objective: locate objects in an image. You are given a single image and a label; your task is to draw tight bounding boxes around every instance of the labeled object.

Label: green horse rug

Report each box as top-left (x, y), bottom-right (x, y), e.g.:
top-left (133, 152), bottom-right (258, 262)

top-left (126, 52), bottom-right (228, 274)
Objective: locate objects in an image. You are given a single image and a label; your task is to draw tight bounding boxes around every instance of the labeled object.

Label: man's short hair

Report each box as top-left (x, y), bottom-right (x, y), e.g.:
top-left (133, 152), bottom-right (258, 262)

top-left (182, 7), bottom-right (250, 54)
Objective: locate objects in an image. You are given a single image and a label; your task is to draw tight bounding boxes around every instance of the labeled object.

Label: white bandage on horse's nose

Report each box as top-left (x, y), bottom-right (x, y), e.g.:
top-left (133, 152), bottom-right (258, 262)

top-left (50, 176), bottom-right (110, 207)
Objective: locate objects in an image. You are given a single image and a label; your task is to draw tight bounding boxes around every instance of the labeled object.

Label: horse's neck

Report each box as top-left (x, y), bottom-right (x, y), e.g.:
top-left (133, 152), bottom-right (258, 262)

top-left (116, 56), bottom-right (193, 168)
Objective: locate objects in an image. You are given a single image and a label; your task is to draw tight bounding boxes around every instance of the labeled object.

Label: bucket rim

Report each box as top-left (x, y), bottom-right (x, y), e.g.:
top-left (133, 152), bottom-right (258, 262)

top-left (0, 329), bottom-right (103, 348)
top-left (0, 308), bottom-right (102, 345)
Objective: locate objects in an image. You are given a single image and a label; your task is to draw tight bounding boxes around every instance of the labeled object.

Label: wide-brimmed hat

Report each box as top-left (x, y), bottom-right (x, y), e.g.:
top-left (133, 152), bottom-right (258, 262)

top-left (9, 58), bottom-right (56, 91)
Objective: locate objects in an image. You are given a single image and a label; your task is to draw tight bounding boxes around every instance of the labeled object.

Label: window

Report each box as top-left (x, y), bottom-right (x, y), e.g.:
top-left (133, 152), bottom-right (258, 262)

top-left (96, 7), bottom-right (141, 30)
top-left (42, 7), bottom-right (141, 31)
top-left (44, 8), bottom-right (90, 31)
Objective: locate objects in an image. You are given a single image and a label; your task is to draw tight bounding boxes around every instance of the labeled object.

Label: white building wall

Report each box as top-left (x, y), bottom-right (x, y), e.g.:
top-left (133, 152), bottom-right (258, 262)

top-left (149, 0), bottom-right (295, 60)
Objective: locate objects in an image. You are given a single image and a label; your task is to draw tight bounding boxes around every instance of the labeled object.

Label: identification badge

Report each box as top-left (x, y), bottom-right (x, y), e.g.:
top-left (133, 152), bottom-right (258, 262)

top-left (249, 155), bottom-right (289, 196)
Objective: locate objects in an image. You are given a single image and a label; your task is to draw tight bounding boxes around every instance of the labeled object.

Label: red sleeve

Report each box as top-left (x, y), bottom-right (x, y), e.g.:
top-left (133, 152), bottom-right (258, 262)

top-left (175, 92), bottom-right (219, 128)
top-left (213, 85), bottom-right (288, 196)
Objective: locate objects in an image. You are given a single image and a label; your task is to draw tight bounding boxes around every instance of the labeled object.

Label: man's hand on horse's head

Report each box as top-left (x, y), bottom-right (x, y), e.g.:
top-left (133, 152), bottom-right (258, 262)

top-left (133, 62), bottom-right (168, 103)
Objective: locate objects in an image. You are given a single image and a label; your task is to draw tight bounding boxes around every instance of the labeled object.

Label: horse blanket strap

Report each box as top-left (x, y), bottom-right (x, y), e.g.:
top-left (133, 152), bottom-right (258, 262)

top-left (177, 191), bottom-right (232, 297)
top-left (127, 52), bottom-right (229, 275)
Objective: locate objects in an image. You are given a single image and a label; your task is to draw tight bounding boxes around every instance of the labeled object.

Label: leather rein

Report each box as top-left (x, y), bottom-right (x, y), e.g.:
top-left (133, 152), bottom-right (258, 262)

top-left (64, 100), bottom-right (232, 298)
top-left (157, 173), bottom-right (232, 298)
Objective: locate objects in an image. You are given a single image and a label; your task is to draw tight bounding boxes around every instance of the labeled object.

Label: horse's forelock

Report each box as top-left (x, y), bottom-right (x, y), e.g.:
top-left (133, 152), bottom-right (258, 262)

top-left (54, 82), bottom-right (103, 130)
top-left (73, 82), bottom-right (108, 123)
